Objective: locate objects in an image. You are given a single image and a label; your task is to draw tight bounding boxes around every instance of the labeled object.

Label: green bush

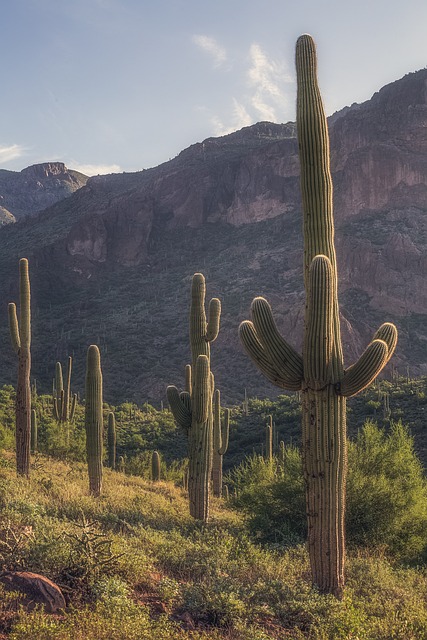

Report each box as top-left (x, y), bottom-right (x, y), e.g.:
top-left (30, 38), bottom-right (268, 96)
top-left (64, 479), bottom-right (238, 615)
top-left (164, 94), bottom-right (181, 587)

top-left (346, 420), bottom-right (427, 561)
top-left (228, 421), bottom-right (427, 562)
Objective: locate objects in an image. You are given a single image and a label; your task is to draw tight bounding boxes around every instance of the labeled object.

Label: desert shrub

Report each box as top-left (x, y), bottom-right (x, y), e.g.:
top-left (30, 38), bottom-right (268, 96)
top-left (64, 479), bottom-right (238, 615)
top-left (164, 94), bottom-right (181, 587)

top-left (228, 421), bottom-right (427, 561)
top-left (346, 420), bottom-right (427, 561)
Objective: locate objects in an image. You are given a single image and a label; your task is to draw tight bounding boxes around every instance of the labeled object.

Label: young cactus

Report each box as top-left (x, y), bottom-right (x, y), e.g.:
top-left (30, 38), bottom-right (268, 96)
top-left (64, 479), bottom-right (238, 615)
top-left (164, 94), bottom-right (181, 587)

top-left (265, 415), bottom-right (273, 462)
top-left (30, 408), bottom-right (37, 454)
top-left (212, 389), bottom-right (230, 497)
top-left (239, 35), bottom-right (397, 597)
top-left (107, 412), bottom-right (116, 469)
top-left (8, 258), bottom-right (31, 477)
top-left (53, 357), bottom-right (77, 424)
top-left (151, 450), bottom-right (161, 482)
top-left (167, 273), bottom-right (221, 521)
top-left (85, 345), bottom-right (103, 497)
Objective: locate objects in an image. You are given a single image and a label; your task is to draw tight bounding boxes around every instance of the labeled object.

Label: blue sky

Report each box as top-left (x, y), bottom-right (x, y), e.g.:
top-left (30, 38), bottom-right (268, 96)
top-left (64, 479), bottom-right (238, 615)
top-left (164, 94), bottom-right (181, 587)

top-left (1, 0), bottom-right (426, 175)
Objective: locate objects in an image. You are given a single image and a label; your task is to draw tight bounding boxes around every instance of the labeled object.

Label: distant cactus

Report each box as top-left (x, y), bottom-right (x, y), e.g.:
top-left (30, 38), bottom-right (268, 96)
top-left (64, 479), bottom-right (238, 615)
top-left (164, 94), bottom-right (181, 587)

top-left (8, 258), bottom-right (31, 477)
top-left (30, 408), bottom-right (37, 454)
top-left (212, 389), bottom-right (230, 497)
top-left (239, 35), bottom-right (397, 597)
top-left (151, 450), bottom-right (161, 482)
top-left (85, 345), bottom-right (103, 497)
top-left (183, 468), bottom-right (189, 492)
top-left (265, 415), bottom-right (273, 462)
top-left (167, 273), bottom-right (221, 521)
top-left (107, 412), bottom-right (116, 469)
top-left (118, 456), bottom-right (125, 473)
top-left (53, 357), bottom-right (77, 424)
top-left (222, 484), bottom-right (229, 500)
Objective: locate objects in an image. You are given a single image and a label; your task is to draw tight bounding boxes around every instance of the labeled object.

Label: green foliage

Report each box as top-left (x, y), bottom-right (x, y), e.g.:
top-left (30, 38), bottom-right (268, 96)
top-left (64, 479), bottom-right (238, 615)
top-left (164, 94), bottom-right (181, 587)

top-left (228, 421), bottom-right (427, 562)
top-left (0, 454), bottom-right (423, 638)
top-left (346, 420), bottom-right (427, 560)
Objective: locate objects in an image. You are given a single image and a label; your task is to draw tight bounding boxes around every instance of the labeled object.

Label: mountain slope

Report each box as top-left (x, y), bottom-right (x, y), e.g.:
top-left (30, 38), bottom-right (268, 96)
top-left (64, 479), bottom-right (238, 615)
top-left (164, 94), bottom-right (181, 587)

top-left (0, 162), bottom-right (88, 220)
top-left (0, 71), bottom-right (426, 403)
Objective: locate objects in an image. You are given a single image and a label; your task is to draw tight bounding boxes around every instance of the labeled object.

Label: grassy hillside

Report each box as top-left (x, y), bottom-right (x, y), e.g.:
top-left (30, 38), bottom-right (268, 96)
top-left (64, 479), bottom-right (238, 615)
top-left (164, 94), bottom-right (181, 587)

top-left (0, 453), bottom-right (426, 639)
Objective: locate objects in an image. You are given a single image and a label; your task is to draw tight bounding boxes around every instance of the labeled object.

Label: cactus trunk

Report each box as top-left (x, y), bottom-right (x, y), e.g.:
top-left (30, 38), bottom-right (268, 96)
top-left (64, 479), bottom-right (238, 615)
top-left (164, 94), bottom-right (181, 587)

top-left (151, 450), bottom-right (161, 482)
top-left (212, 389), bottom-right (229, 497)
top-left (31, 408), bottom-right (37, 454)
top-left (8, 258), bottom-right (31, 477)
top-left (85, 345), bottom-right (103, 497)
top-left (107, 412), bottom-right (116, 469)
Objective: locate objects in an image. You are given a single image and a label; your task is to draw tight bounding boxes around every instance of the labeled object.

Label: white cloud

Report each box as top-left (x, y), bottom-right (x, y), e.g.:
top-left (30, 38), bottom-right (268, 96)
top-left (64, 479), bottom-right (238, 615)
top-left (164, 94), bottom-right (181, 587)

top-left (247, 43), bottom-right (293, 121)
top-left (192, 35), bottom-right (227, 69)
top-left (211, 98), bottom-right (253, 136)
top-left (70, 162), bottom-right (121, 176)
top-left (0, 144), bottom-right (25, 165)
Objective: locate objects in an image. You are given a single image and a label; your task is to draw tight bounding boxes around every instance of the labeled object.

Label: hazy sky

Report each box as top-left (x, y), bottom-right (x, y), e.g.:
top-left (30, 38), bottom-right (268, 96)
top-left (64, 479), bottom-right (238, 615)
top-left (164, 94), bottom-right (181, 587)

top-left (2, 0), bottom-right (426, 175)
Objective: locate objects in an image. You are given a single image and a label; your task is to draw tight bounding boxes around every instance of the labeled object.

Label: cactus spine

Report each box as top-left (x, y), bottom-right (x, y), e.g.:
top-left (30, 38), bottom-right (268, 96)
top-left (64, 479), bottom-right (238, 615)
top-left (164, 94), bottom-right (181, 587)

top-left (107, 412), bottom-right (116, 469)
top-left (31, 408), bottom-right (37, 454)
top-left (212, 389), bottom-right (230, 497)
top-left (167, 273), bottom-right (221, 521)
top-left (85, 345), bottom-right (103, 497)
top-left (265, 415), bottom-right (273, 462)
top-left (239, 35), bottom-right (397, 597)
top-left (151, 450), bottom-right (161, 482)
top-left (8, 258), bottom-right (31, 477)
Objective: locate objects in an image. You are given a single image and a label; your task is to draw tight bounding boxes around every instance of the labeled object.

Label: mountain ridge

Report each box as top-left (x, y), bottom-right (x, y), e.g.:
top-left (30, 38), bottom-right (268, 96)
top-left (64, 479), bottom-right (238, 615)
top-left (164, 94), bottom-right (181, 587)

top-left (0, 69), bottom-right (426, 402)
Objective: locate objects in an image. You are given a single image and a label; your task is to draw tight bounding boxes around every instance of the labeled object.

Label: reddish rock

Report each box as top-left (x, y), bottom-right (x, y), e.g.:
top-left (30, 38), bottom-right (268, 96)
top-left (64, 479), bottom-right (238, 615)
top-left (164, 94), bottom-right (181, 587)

top-left (0, 571), bottom-right (66, 613)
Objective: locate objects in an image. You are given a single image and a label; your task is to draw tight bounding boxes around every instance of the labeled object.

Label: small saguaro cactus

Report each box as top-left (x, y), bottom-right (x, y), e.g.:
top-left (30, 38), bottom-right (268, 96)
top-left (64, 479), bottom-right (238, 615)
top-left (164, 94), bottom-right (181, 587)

top-left (212, 389), bottom-right (230, 497)
top-left (107, 412), bottom-right (116, 469)
top-left (85, 345), bottom-right (103, 497)
top-left (30, 408), bottom-right (37, 454)
top-left (8, 258), bottom-right (31, 477)
top-left (167, 273), bottom-right (221, 521)
top-left (53, 357), bottom-right (77, 424)
top-left (118, 456), bottom-right (126, 473)
top-left (265, 415), bottom-right (273, 462)
top-left (151, 450), bottom-right (161, 482)
top-left (239, 35), bottom-right (397, 597)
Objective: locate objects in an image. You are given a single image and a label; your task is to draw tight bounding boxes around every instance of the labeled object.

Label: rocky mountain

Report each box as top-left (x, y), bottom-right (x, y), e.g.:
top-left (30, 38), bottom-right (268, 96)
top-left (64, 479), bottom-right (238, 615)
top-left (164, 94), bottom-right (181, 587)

top-left (0, 162), bottom-right (88, 222)
top-left (0, 69), bottom-right (426, 404)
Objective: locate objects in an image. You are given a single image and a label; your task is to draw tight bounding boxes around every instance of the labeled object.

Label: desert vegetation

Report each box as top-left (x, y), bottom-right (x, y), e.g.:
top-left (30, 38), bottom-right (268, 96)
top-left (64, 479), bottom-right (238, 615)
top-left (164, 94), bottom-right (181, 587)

top-left (0, 33), bottom-right (426, 639)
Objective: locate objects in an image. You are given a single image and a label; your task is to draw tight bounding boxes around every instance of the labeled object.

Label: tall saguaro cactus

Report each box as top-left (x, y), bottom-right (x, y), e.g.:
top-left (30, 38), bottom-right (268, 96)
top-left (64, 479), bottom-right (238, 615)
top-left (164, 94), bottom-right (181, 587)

top-left (85, 345), bottom-right (103, 497)
top-left (8, 258), bottom-right (31, 477)
top-left (239, 35), bottom-right (397, 597)
top-left (212, 389), bottom-right (230, 497)
top-left (167, 273), bottom-right (221, 521)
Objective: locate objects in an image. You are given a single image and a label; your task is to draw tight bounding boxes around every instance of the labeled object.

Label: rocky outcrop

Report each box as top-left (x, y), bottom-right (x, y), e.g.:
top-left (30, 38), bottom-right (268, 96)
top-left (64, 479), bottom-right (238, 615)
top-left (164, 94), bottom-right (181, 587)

top-left (0, 571), bottom-right (66, 613)
top-left (0, 162), bottom-right (88, 220)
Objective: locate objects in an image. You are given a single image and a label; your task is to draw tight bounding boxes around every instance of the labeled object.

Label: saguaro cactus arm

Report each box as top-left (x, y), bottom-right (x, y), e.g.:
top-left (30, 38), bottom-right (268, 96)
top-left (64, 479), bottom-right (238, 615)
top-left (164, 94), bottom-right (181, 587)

top-left (250, 297), bottom-right (303, 384)
top-left (167, 385), bottom-right (192, 431)
top-left (239, 320), bottom-right (302, 390)
top-left (206, 298), bottom-right (221, 342)
top-left (8, 304), bottom-right (20, 353)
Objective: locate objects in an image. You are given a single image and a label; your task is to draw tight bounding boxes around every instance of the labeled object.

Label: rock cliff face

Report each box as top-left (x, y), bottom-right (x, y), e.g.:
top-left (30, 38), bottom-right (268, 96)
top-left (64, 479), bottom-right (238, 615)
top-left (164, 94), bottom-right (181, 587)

top-left (0, 162), bottom-right (88, 220)
top-left (0, 70), bottom-right (426, 401)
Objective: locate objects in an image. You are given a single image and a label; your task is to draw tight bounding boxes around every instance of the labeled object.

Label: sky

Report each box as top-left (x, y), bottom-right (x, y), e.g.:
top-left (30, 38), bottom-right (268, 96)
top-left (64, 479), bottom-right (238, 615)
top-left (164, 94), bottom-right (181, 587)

top-left (1, 0), bottom-right (427, 176)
